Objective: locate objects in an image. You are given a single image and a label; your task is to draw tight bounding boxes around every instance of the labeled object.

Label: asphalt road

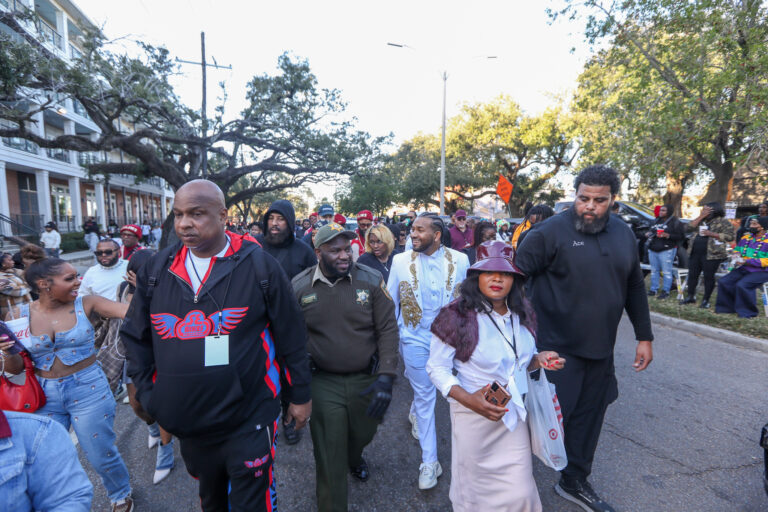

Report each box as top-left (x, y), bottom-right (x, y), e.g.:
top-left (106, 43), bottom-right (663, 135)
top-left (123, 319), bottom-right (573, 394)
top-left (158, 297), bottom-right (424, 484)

top-left (77, 316), bottom-right (768, 512)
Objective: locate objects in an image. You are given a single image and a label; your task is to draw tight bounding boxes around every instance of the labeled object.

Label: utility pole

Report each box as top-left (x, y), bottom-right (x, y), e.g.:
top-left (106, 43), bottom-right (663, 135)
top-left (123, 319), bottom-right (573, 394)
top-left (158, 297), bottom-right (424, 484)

top-left (387, 43), bottom-right (496, 216)
top-left (440, 71), bottom-right (447, 216)
top-left (176, 32), bottom-right (232, 179)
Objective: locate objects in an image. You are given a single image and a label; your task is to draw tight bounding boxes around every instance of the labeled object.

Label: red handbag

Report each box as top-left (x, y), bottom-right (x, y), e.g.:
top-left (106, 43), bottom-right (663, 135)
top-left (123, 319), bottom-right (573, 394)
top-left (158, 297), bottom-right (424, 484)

top-left (0, 351), bottom-right (46, 412)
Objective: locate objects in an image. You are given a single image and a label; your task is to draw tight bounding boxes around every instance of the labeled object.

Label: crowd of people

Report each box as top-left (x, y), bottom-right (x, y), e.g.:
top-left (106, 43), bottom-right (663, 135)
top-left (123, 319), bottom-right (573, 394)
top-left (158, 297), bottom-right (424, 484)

top-left (0, 164), bottom-right (766, 512)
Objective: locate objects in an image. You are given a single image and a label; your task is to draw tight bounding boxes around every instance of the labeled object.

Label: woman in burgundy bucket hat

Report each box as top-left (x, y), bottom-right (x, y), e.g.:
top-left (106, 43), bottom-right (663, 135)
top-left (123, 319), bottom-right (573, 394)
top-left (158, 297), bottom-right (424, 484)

top-left (427, 241), bottom-right (566, 511)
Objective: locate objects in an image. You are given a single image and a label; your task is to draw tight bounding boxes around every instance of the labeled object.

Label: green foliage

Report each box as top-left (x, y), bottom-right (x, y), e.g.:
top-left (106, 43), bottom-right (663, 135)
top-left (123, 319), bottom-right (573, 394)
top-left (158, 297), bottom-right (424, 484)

top-left (335, 165), bottom-right (400, 216)
top-left (558, 0), bottom-right (768, 205)
top-left (60, 232), bottom-right (89, 253)
top-left (382, 96), bottom-right (575, 215)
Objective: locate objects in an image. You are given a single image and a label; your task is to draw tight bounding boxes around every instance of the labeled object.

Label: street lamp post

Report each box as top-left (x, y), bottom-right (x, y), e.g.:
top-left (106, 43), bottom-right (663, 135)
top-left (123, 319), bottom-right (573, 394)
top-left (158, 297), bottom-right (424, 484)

top-left (388, 43), bottom-right (496, 216)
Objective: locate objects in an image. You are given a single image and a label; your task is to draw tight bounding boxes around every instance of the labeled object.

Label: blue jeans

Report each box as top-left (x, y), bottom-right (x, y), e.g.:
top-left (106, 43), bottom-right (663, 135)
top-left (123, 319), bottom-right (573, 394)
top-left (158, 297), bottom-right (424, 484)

top-left (35, 363), bottom-right (131, 503)
top-left (648, 248), bottom-right (676, 293)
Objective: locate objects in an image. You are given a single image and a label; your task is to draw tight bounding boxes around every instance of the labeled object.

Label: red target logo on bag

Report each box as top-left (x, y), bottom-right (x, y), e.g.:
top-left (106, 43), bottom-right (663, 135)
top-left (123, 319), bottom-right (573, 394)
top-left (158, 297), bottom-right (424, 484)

top-left (548, 429), bottom-right (558, 440)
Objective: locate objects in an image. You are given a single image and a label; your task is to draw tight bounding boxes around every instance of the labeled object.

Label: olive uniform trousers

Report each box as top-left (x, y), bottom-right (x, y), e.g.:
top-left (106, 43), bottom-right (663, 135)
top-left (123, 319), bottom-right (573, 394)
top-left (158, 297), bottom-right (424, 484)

top-left (309, 371), bottom-right (380, 512)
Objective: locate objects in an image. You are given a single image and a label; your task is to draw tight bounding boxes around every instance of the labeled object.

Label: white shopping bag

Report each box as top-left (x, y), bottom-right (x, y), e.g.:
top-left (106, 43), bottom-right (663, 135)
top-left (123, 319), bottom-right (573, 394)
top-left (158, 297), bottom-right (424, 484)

top-left (525, 369), bottom-right (568, 470)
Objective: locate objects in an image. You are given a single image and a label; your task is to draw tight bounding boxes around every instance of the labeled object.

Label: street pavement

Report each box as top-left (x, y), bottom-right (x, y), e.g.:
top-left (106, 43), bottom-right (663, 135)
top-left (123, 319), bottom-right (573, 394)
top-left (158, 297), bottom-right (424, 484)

top-left (77, 316), bottom-right (767, 511)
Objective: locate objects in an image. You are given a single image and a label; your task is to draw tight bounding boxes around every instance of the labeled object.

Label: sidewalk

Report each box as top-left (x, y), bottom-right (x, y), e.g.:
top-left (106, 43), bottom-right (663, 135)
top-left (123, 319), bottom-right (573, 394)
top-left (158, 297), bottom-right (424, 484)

top-left (60, 249), bottom-right (95, 266)
top-left (650, 311), bottom-right (768, 353)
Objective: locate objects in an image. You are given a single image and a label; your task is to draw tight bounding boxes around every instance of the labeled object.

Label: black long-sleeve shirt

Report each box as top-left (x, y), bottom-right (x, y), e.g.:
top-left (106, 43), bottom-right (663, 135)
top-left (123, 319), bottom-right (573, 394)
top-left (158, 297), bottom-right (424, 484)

top-left (516, 209), bottom-right (653, 359)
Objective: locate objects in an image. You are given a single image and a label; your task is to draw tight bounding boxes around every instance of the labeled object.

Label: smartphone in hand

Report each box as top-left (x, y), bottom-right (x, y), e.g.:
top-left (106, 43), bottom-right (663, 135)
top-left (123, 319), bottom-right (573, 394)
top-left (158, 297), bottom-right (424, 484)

top-left (483, 380), bottom-right (511, 407)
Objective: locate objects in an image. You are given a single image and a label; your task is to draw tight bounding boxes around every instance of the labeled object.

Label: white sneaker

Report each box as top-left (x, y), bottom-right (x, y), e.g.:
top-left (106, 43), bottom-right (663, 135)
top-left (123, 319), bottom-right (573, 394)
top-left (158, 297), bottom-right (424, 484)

top-left (408, 412), bottom-right (419, 440)
top-left (418, 461), bottom-right (442, 490)
top-left (148, 434), bottom-right (160, 449)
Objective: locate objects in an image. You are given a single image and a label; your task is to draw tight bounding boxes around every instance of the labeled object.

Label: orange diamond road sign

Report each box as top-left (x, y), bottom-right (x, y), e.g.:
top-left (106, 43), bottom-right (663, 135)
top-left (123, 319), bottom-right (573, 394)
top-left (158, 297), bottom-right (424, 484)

top-left (496, 175), bottom-right (514, 203)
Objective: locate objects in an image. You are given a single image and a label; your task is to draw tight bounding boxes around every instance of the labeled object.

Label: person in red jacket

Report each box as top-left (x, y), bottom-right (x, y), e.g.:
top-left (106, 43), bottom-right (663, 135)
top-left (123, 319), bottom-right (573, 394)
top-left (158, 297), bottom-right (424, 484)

top-left (351, 210), bottom-right (373, 261)
top-left (120, 225), bottom-right (144, 260)
top-left (121, 180), bottom-right (312, 512)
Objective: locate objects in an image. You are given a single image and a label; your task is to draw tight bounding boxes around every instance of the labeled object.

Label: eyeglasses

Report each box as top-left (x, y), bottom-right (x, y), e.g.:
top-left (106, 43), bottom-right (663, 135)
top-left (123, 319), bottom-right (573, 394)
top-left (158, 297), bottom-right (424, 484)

top-left (94, 250), bottom-right (116, 256)
top-left (456, 217), bottom-right (466, 221)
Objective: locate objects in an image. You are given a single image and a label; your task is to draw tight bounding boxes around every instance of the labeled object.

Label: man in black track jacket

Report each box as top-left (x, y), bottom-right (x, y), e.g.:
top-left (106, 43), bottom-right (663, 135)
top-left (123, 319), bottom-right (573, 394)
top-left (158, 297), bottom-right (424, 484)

top-left (121, 180), bottom-right (311, 512)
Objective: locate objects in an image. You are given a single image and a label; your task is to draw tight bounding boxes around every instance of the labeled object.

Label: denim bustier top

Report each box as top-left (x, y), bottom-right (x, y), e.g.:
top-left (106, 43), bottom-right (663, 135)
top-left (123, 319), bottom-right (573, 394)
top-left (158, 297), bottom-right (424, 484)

top-left (20, 296), bottom-right (96, 371)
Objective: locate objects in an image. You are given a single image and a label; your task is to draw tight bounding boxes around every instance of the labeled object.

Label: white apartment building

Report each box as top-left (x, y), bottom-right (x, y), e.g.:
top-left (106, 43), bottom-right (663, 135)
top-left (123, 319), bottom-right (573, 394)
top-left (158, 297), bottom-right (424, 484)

top-left (0, 0), bottom-right (174, 236)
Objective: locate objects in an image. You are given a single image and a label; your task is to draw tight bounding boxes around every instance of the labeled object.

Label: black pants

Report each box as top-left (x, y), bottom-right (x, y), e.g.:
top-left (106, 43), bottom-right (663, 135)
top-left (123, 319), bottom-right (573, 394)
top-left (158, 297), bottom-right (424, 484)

top-left (546, 354), bottom-right (618, 483)
top-left (180, 417), bottom-right (278, 512)
top-left (687, 250), bottom-right (725, 301)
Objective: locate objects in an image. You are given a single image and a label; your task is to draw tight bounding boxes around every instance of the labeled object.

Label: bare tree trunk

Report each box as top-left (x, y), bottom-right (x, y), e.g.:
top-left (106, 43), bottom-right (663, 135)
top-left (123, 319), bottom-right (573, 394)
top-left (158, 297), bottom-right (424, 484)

top-left (698, 161), bottom-right (733, 206)
top-left (662, 167), bottom-right (692, 216)
top-left (159, 213), bottom-right (178, 250)
top-left (507, 196), bottom-right (527, 217)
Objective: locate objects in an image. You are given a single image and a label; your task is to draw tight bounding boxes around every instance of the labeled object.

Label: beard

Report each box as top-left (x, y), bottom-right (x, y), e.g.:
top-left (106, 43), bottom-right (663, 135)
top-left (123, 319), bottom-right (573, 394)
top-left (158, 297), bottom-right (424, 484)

top-left (265, 227), bottom-right (291, 245)
top-left (100, 254), bottom-right (121, 268)
top-left (319, 252), bottom-right (350, 279)
top-left (412, 239), bottom-right (430, 253)
top-left (574, 210), bottom-right (610, 234)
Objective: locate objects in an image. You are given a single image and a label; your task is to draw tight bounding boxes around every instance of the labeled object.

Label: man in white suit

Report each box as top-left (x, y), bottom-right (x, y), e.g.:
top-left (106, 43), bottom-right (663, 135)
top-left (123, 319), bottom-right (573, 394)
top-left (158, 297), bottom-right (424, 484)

top-left (387, 213), bottom-right (469, 489)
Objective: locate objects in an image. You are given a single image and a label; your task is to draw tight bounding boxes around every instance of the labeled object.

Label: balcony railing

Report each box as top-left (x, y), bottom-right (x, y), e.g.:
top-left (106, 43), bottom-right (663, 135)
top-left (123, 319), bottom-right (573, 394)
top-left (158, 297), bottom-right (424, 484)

top-left (51, 215), bottom-right (77, 233)
top-left (69, 43), bottom-right (83, 60)
top-left (37, 19), bottom-right (62, 50)
top-left (2, 0), bottom-right (32, 16)
top-left (46, 146), bottom-right (69, 162)
top-left (1, 136), bottom-right (39, 154)
top-left (78, 151), bottom-right (107, 166)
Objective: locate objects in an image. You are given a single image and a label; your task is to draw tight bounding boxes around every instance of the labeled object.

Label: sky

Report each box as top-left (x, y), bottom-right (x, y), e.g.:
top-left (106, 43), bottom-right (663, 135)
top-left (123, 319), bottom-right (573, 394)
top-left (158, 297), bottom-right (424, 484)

top-left (74, 0), bottom-right (592, 204)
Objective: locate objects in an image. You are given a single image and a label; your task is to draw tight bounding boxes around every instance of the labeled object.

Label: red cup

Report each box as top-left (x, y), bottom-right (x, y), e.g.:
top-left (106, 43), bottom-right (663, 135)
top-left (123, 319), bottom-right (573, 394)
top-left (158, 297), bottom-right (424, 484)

top-left (656, 229), bottom-right (664, 236)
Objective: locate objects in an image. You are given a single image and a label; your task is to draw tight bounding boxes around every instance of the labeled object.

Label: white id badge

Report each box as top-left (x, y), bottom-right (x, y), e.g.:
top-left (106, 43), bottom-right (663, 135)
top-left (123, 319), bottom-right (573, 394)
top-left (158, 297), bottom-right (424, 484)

top-left (513, 365), bottom-right (528, 396)
top-left (204, 335), bottom-right (229, 366)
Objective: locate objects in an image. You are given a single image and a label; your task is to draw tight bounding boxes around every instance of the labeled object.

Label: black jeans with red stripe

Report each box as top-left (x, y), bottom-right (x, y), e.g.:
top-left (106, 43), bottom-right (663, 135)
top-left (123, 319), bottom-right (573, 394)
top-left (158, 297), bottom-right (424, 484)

top-left (180, 415), bottom-right (279, 512)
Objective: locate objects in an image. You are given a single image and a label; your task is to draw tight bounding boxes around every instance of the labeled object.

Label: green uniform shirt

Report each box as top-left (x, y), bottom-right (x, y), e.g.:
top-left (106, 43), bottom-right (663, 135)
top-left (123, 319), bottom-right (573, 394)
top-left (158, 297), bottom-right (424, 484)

top-left (292, 263), bottom-right (399, 375)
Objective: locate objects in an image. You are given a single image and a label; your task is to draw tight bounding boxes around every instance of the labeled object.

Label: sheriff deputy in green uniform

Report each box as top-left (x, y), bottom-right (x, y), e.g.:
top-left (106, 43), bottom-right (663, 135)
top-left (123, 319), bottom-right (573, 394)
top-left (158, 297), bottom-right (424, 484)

top-left (292, 222), bottom-right (399, 512)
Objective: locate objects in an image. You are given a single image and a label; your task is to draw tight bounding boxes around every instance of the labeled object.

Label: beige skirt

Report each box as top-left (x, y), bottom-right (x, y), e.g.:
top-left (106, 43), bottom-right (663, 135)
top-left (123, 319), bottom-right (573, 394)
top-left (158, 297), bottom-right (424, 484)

top-left (449, 401), bottom-right (542, 512)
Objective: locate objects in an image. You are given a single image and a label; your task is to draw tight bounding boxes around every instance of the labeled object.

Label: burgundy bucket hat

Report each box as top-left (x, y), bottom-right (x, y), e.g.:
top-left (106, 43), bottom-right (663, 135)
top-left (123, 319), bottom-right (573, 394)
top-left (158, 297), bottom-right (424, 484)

top-left (469, 240), bottom-right (525, 276)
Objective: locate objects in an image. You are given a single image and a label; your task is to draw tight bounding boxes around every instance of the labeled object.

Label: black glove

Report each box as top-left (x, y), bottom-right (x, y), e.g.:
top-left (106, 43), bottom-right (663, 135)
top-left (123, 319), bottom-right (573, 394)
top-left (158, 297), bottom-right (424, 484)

top-left (359, 374), bottom-right (394, 419)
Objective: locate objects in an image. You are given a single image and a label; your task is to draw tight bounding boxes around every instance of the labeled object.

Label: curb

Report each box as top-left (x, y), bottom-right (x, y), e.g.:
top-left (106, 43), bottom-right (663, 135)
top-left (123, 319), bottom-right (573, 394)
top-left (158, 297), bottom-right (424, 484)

top-left (650, 311), bottom-right (768, 353)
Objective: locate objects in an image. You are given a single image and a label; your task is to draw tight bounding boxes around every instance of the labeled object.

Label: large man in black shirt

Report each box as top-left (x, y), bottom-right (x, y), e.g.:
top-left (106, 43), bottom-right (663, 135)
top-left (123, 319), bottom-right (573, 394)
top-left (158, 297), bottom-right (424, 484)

top-left (516, 165), bottom-right (654, 512)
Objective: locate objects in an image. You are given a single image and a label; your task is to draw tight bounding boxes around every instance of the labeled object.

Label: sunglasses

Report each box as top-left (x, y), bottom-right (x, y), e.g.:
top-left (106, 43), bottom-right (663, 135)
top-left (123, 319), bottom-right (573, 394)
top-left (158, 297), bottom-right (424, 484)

top-left (94, 250), bottom-right (117, 256)
top-left (456, 217), bottom-right (466, 221)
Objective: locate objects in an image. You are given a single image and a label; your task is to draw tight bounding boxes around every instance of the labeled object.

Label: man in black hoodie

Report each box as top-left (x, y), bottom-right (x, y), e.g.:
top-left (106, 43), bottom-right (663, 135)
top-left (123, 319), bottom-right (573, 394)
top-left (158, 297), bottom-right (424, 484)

top-left (257, 199), bottom-right (317, 444)
top-left (121, 181), bottom-right (312, 512)
top-left (258, 200), bottom-right (317, 280)
top-left (516, 165), bottom-right (654, 512)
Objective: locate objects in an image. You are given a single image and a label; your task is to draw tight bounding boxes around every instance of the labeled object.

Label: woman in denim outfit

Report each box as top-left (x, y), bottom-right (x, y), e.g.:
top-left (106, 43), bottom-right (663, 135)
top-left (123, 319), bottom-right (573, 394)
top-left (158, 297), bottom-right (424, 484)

top-left (0, 258), bottom-right (134, 512)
